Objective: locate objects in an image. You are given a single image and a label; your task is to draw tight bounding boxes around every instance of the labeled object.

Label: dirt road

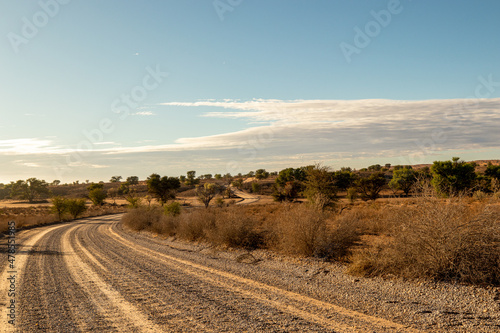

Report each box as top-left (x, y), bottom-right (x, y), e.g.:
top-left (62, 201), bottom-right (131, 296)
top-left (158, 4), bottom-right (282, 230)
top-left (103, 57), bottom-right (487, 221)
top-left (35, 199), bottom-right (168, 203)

top-left (0, 215), bottom-right (498, 332)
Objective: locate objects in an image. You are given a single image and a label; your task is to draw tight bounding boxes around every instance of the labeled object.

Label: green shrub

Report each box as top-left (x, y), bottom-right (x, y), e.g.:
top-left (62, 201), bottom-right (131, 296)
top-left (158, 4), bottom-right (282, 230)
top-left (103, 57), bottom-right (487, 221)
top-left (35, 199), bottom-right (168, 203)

top-left (164, 201), bottom-right (181, 216)
top-left (66, 198), bottom-right (87, 219)
top-left (51, 196), bottom-right (68, 221)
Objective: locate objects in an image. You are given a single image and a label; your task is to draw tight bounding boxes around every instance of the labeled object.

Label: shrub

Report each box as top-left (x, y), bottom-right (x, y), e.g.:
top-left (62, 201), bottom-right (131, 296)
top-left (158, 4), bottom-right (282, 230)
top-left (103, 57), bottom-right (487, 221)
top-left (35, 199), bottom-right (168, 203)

top-left (164, 201), bottom-right (181, 216)
top-left (66, 198), bottom-right (87, 219)
top-left (346, 187), bottom-right (357, 202)
top-left (88, 188), bottom-right (107, 206)
top-left (126, 194), bottom-right (141, 208)
top-left (122, 206), bottom-right (177, 236)
top-left (348, 197), bottom-right (500, 285)
top-left (51, 196), bottom-right (68, 221)
top-left (177, 209), bottom-right (216, 241)
top-left (205, 209), bottom-right (264, 250)
top-left (269, 205), bottom-right (359, 259)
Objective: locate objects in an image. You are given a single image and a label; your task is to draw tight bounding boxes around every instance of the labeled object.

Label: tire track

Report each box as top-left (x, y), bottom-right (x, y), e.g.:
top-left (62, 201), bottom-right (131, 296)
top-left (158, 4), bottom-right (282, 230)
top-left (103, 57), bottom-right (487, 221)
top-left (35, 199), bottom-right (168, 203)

top-left (0, 225), bottom-right (67, 333)
top-left (17, 223), bottom-right (111, 332)
top-left (2, 214), bottom-right (423, 332)
top-left (106, 221), bottom-right (419, 333)
top-left (60, 224), bottom-right (164, 332)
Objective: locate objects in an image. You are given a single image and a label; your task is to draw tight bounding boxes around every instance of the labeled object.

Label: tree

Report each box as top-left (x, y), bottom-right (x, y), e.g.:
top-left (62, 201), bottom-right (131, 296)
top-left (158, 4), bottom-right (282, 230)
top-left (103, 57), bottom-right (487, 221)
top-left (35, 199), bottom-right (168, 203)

top-left (8, 178), bottom-right (50, 203)
top-left (431, 157), bottom-right (476, 196)
top-left (88, 183), bottom-right (107, 206)
top-left (255, 169), bottom-right (270, 180)
top-left (196, 183), bottom-right (220, 208)
top-left (51, 196), bottom-right (68, 221)
top-left (126, 176), bottom-right (139, 185)
top-left (275, 167), bottom-right (307, 187)
top-left (272, 181), bottom-right (301, 202)
top-left (367, 164), bottom-right (382, 172)
top-left (179, 175), bottom-right (186, 183)
top-left (389, 167), bottom-right (417, 196)
top-left (485, 163), bottom-right (500, 180)
top-left (356, 172), bottom-right (387, 200)
top-left (203, 174), bottom-right (213, 180)
top-left (214, 174), bottom-right (222, 180)
top-left (66, 198), bottom-right (87, 219)
top-left (333, 170), bottom-right (356, 191)
top-left (110, 176), bottom-right (122, 183)
top-left (304, 164), bottom-right (337, 209)
top-left (51, 180), bottom-right (61, 186)
top-left (251, 182), bottom-right (261, 194)
top-left (232, 178), bottom-right (244, 189)
top-left (147, 173), bottom-right (181, 205)
top-left (118, 182), bottom-right (130, 196)
top-left (273, 167), bottom-right (307, 202)
top-left (186, 171), bottom-right (199, 185)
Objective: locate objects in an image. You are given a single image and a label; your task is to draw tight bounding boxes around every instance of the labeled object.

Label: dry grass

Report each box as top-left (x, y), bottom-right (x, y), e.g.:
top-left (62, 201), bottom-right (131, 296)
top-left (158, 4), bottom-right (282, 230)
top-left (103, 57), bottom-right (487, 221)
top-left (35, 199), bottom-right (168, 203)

top-left (348, 197), bottom-right (500, 285)
top-left (122, 203), bottom-right (360, 258)
top-left (122, 195), bottom-right (500, 286)
top-left (0, 204), bottom-right (126, 234)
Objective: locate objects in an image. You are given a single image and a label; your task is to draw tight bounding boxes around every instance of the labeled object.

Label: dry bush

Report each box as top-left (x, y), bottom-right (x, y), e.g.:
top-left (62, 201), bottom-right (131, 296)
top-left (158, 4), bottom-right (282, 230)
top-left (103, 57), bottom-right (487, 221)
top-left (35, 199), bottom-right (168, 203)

top-left (176, 208), bottom-right (216, 241)
top-left (269, 204), bottom-right (361, 259)
top-left (205, 208), bottom-right (264, 250)
top-left (122, 206), bottom-right (176, 236)
top-left (348, 197), bottom-right (500, 285)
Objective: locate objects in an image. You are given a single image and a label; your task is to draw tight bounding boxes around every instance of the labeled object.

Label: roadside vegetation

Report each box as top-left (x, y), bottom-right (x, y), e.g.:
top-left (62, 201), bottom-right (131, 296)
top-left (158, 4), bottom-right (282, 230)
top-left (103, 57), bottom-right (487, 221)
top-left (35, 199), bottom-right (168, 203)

top-left (2, 158), bottom-right (500, 286)
top-left (120, 158), bottom-right (500, 286)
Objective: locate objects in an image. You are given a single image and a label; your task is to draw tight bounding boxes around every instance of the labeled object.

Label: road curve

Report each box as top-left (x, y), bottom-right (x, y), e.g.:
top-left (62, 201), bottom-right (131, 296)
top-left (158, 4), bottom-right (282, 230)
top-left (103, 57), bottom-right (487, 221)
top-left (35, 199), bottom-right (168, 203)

top-left (0, 215), bottom-right (420, 332)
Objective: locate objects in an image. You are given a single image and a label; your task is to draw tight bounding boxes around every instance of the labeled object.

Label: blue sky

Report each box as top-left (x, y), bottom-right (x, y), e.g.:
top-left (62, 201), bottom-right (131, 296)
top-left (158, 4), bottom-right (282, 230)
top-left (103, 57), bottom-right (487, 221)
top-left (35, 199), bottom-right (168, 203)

top-left (1, 0), bottom-right (499, 183)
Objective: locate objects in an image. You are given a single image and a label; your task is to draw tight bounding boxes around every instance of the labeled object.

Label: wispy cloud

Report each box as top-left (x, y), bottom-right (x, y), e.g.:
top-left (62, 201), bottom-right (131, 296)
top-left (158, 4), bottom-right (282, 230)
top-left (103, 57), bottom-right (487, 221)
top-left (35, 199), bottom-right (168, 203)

top-left (132, 111), bottom-right (156, 116)
top-left (0, 138), bottom-right (66, 155)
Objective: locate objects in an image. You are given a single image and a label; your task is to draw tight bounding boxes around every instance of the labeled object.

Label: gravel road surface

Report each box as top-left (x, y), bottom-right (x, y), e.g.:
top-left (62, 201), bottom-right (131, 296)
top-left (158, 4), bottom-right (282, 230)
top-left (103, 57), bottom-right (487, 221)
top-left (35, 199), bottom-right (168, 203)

top-left (1, 214), bottom-right (499, 332)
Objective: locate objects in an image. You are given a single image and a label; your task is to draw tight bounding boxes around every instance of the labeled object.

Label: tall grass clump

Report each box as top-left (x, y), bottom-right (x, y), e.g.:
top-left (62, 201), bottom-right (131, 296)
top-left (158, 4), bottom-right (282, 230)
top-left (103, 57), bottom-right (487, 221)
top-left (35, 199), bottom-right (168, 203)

top-left (121, 206), bottom-right (177, 236)
top-left (348, 197), bottom-right (500, 285)
top-left (269, 205), bottom-right (360, 259)
top-left (205, 209), bottom-right (264, 250)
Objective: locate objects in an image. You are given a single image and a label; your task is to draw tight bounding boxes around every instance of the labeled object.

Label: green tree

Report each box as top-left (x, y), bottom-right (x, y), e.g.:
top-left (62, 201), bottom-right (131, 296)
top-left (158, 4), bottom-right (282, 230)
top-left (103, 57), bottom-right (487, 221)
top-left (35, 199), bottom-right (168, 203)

top-left (126, 176), bottom-right (139, 185)
top-left (485, 163), bottom-right (500, 180)
top-left (389, 167), bottom-right (417, 196)
top-left (251, 182), bottom-right (261, 194)
top-left (356, 172), bottom-right (387, 200)
top-left (275, 167), bottom-right (307, 187)
top-left (118, 182), bottom-right (130, 196)
top-left (214, 174), bottom-right (222, 180)
top-left (196, 183), bottom-right (220, 208)
top-left (431, 157), bottom-right (476, 196)
top-left (186, 170), bottom-right (199, 185)
top-left (67, 198), bottom-right (87, 219)
top-left (367, 164), bottom-right (382, 172)
top-left (255, 169), bottom-right (270, 180)
top-left (272, 181), bottom-right (301, 202)
top-left (179, 175), bottom-right (186, 183)
top-left (110, 176), bottom-right (122, 183)
top-left (273, 167), bottom-right (307, 202)
top-left (333, 170), bottom-right (356, 191)
top-left (51, 196), bottom-right (68, 221)
top-left (304, 164), bottom-right (337, 209)
top-left (231, 178), bottom-right (244, 189)
top-left (88, 183), bottom-right (107, 206)
top-left (8, 178), bottom-right (50, 203)
top-left (147, 174), bottom-right (181, 205)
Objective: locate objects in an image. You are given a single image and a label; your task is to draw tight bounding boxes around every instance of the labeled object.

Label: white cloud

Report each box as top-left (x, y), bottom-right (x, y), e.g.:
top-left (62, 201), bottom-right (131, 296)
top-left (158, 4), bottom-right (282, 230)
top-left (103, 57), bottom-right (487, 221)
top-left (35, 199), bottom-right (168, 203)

top-left (132, 111), bottom-right (156, 116)
top-left (0, 138), bottom-right (66, 155)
